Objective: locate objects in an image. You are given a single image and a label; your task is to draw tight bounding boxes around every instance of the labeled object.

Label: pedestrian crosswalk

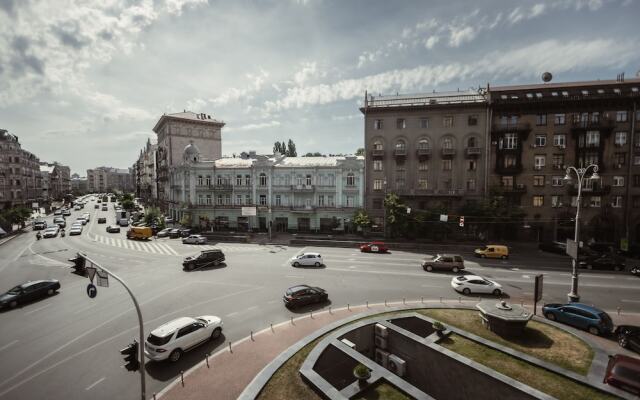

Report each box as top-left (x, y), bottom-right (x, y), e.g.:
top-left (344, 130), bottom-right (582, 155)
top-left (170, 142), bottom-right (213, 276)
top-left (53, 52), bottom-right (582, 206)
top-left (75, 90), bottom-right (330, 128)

top-left (92, 234), bottom-right (179, 256)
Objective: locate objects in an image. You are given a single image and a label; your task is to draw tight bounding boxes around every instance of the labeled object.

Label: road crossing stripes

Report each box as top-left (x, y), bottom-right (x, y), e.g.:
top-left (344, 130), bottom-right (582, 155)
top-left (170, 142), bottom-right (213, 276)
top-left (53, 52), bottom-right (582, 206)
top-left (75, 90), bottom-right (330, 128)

top-left (93, 235), bottom-right (178, 256)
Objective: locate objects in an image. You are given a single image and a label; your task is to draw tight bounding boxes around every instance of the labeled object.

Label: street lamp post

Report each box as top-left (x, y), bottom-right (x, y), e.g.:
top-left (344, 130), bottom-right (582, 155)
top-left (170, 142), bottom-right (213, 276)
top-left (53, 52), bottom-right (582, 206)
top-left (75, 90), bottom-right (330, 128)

top-left (383, 179), bottom-right (387, 238)
top-left (563, 164), bottom-right (600, 303)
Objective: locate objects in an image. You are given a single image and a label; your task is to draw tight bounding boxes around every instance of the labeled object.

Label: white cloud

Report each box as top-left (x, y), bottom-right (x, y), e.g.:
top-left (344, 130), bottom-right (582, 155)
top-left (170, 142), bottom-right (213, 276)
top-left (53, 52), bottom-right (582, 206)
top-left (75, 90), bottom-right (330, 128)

top-left (165, 0), bottom-right (208, 16)
top-left (209, 69), bottom-right (269, 106)
top-left (293, 61), bottom-right (326, 86)
top-left (448, 25), bottom-right (476, 47)
top-left (185, 97), bottom-right (207, 111)
top-left (227, 120), bottom-right (281, 132)
top-left (331, 114), bottom-right (362, 121)
top-left (424, 36), bottom-right (440, 49)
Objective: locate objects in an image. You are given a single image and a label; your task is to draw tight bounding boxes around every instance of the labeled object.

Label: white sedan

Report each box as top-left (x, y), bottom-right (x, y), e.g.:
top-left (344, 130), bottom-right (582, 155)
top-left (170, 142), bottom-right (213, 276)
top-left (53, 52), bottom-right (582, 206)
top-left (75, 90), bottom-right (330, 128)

top-left (144, 316), bottom-right (223, 362)
top-left (42, 226), bottom-right (60, 238)
top-left (290, 252), bottom-right (324, 267)
top-left (69, 225), bottom-right (83, 235)
top-left (182, 235), bottom-right (206, 245)
top-left (451, 275), bottom-right (503, 296)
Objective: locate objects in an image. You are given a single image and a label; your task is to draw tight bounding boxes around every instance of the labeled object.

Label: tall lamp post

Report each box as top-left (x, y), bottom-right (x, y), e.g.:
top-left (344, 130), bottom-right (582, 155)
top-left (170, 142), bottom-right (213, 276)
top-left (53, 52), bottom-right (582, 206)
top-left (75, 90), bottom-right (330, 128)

top-left (383, 179), bottom-right (387, 238)
top-left (563, 164), bottom-right (600, 303)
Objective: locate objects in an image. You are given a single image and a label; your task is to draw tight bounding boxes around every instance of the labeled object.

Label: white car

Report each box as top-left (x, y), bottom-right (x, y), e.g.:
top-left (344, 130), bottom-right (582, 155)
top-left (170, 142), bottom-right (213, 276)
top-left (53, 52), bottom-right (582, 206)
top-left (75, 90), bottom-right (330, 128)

top-left (182, 235), bottom-right (206, 245)
top-left (144, 316), bottom-right (223, 362)
top-left (76, 217), bottom-right (88, 225)
top-left (42, 226), bottom-right (60, 238)
top-left (451, 275), bottom-right (503, 296)
top-left (290, 252), bottom-right (324, 267)
top-left (82, 213), bottom-right (90, 222)
top-left (69, 225), bottom-right (83, 235)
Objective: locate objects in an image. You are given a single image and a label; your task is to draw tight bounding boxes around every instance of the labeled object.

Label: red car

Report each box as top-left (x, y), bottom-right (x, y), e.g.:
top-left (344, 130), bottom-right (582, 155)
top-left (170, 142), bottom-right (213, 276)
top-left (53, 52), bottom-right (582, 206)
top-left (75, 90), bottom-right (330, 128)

top-left (603, 354), bottom-right (640, 395)
top-left (360, 242), bottom-right (388, 253)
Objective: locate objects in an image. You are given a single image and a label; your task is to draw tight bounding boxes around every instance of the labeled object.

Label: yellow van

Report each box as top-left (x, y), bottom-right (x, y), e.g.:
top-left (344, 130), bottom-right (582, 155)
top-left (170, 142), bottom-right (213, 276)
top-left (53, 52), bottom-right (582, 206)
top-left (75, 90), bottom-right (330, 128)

top-left (126, 226), bottom-right (153, 240)
top-left (474, 244), bottom-right (509, 259)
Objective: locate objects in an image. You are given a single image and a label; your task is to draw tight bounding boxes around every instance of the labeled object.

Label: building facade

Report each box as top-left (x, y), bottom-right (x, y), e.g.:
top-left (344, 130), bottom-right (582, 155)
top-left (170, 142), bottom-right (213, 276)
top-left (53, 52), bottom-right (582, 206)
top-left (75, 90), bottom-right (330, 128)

top-left (488, 78), bottom-right (640, 243)
top-left (70, 173), bottom-right (88, 195)
top-left (0, 129), bottom-right (43, 211)
top-left (169, 144), bottom-right (365, 232)
top-left (153, 111), bottom-right (225, 210)
top-left (360, 91), bottom-right (488, 230)
top-left (49, 163), bottom-right (71, 200)
top-left (87, 167), bottom-right (134, 193)
top-left (134, 138), bottom-right (157, 204)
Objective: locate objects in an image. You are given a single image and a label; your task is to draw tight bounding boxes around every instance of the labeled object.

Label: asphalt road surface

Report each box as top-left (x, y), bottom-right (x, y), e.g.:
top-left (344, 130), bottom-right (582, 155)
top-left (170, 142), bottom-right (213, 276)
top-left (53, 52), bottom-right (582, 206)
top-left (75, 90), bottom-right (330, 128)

top-left (0, 201), bottom-right (638, 400)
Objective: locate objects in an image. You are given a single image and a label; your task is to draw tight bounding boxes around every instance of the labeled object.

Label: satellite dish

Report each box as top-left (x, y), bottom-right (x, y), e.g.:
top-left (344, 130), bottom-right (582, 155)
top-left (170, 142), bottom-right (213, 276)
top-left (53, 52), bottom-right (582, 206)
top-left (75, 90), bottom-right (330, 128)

top-left (542, 72), bottom-right (553, 82)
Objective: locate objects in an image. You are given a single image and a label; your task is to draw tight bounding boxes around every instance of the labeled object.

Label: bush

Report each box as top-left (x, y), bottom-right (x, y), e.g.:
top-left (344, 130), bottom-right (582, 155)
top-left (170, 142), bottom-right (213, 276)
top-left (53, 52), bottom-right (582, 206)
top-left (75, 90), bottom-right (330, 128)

top-left (353, 363), bottom-right (370, 378)
top-left (432, 321), bottom-right (445, 331)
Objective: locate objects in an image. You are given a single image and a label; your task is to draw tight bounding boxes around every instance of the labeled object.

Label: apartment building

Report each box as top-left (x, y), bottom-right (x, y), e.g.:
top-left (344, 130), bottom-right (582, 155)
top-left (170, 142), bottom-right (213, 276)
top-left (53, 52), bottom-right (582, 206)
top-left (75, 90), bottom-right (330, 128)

top-left (134, 138), bottom-right (157, 204)
top-left (488, 77), bottom-right (640, 243)
top-left (87, 166), bottom-right (134, 193)
top-left (0, 129), bottom-right (43, 210)
top-left (153, 111), bottom-right (225, 210)
top-left (169, 143), bottom-right (364, 232)
top-left (360, 90), bottom-right (488, 230)
top-left (71, 173), bottom-right (88, 195)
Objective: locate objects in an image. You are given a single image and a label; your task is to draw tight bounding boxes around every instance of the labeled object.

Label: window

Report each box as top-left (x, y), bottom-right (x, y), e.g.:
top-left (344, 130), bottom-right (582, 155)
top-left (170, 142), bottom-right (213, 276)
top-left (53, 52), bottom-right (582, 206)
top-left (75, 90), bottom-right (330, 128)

top-left (224, 194), bottom-right (231, 205)
top-left (468, 115), bottom-right (478, 126)
top-left (418, 138), bottom-right (430, 149)
top-left (420, 118), bottom-right (429, 128)
top-left (501, 176), bottom-right (513, 187)
top-left (316, 195), bottom-right (324, 207)
top-left (467, 160), bottom-right (477, 171)
top-left (467, 137), bottom-right (477, 148)
top-left (552, 154), bottom-right (565, 169)
top-left (346, 173), bottom-right (355, 186)
top-left (466, 179), bottom-right (476, 191)
top-left (552, 176), bottom-right (564, 186)
top-left (418, 179), bottom-right (428, 189)
top-left (442, 137), bottom-right (453, 149)
top-left (554, 114), bottom-right (565, 125)
top-left (533, 196), bottom-right (544, 207)
top-left (551, 196), bottom-right (562, 207)
top-left (442, 159), bottom-right (452, 171)
top-left (245, 194), bottom-right (251, 204)
top-left (614, 153), bottom-right (626, 168)
top-left (373, 160), bottom-right (383, 171)
top-left (328, 195), bottom-right (334, 206)
top-left (615, 132), bottom-right (627, 146)
top-left (236, 194), bottom-right (242, 205)
top-left (396, 118), bottom-right (406, 129)
top-left (373, 141), bottom-right (383, 150)
top-left (503, 154), bottom-right (517, 168)
top-left (256, 194), bottom-right (266, 205)
top-left (373, 179), bottom-right (384, 190)
top-left (616, 111), bottom-right (628, 122)
top-left (206, 195), bottom-right (212, 205)
top-left (501, 133), bottom-right (518, 149)
top-left (198, 194), bottom-right (203, 204)
top-left (612, 196), bottom-right (622, 208)
top-left (374, 119), bottom-right (383, 130)
top-left (274, 194), bottom-right (281, 206)
top-left (205, 175), bottom-right (211, 185)
top-left (534, 155), bottom-right (546, 170)
top-left (418, 160), bottom-right (428, 171)
top-left (534, 135), bottom-right (546, 147)
top-left (443, 116), bottom-right (454, 127)
top-left (553, 134), bottom-right (566, 148)
top-left (197, 175), bottom-right (203, 186)
top-left (216, 194), bottom-right (223, 205)
top-left (533, 175), bottom-right (545, 187)
top-left (395, 140), bottom-right (406, 151)
top-left (259, 173), bottom-right (267, 186)
top-left (613, 176), bottom-right (624, 187)
top-left (395, 176), bottom-right (405, 188)
top-left (245, 175), bottom-right (251, 186)
top-left (373, 198), bottom-right (383, 209)
top-left (536, 114), bottom-right (547, 126)
top-left (586, 131), bottom-right (600, 147)
top-left (236, 175), bottom-right (242, 186)
top-left (216, 175), bottom-right (223, 185)
top-left (306, 175), bottom-right (312, 186)
top-left (633, 196), bottom-right (640, 208)
top-left (590, 196), bottom-right (601, 207)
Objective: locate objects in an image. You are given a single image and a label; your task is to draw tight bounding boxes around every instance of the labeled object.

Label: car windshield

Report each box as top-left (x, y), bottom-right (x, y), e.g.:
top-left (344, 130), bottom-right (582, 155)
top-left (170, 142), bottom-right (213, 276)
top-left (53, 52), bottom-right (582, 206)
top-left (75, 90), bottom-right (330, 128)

top-left (611, 364), bottom-right (640, 382)
top-left (147, 333), bottom-right (172, 346)
top-left (7, 286), bottom-right (22, 295)
top-left (478, 246), bottom-right (488, 251)
top-left (432, 255), bottom-right (441, 261)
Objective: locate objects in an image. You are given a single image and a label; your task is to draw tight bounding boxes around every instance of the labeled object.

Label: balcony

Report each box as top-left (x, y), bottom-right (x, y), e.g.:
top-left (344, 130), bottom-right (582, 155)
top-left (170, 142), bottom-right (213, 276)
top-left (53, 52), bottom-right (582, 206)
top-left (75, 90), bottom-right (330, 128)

top-left (213, 183), bottom-right (233, 191)
top-left (465, 147), bottom-right (481, 157)
top-left (416, 148), bottom-right (431, 158)
top-left (492, 122), bottom-right (532, 134)
top-left (290, 205), bottom-right (316, 213)
top-left (568, 184), bottom-right (611, 196)
top-left (343, 185), bottom-right (359, 192)
top-left (394, 148), bottom-right (407, 158)
top-left (371, 149), bottom-right (385, 159)
top-left (291, 184), bottom-right (315, 192)
top-left (495, 164), bottom-right (523, 175)
top-left (441, 148), bottom-right (456, 157)
top-left (570, 117), bottom-right (615, 132)
top-left (492, 183), bottom-right (527, 194)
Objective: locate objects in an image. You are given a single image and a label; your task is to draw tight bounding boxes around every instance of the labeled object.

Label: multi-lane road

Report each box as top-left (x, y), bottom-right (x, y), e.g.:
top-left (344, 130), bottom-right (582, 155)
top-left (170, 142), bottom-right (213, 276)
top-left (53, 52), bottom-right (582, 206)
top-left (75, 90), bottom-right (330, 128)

top-left (0, 200), bottom-right (639, 400)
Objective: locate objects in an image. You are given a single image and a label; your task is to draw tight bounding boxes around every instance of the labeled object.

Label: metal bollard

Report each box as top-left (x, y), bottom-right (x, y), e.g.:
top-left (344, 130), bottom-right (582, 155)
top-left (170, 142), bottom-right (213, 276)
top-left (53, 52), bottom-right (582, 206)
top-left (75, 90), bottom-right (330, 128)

top-left (329, 306), bottom-right (332, 315)
top-left (440, 297), bottom-right (442, 303)
top-left (180, 371), bottom-right (184, 386)
top-left (617, 307), bottom-right (621, 316)
top-left (348, 303), bottom-right (351, 311)
top-left (205, 353), bottom-right (209, 368)
top-left (366, 301), bottom-right (369, 308)
top-left (270, 323), bottom-right (274, 333)
top-left (458, 296), bottom-right (461, 303)
top-left (153, 394), bottom-right (156, 400)
top-left (421, 296), bottom-right (424, 304)
top-left (403, 297), bottom-right (406, 305)
top-left (228, 341), bottom-right (232, 353)
top-left (291, 316), bottom-right (295, 325)
top-left (310, 311), bottom-right (314, 319)
top-left (251, 331), bottom-right (254, 341)
top-left (385, 299), bottom-right (388, 307)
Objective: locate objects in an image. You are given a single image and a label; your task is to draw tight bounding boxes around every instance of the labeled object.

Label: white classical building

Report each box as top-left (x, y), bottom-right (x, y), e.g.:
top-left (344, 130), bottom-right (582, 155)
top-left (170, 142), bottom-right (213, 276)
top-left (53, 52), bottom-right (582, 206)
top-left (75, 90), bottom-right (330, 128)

top-left (169, 144), bottom-right (365, 232)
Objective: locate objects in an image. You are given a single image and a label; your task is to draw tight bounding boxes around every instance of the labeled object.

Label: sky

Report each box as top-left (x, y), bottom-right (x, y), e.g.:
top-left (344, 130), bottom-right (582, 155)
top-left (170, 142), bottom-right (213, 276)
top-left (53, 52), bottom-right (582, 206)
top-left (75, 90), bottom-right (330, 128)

top-left (1, 0), bottom-right (639, 175)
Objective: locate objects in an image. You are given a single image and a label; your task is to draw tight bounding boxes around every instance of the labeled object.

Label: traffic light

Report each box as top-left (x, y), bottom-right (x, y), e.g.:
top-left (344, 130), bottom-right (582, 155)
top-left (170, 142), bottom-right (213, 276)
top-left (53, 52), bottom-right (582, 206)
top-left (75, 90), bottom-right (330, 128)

top-left (120, 340), bottom-right (140, 372)
top-left (68, 253), bottom-right (86, 276)
top-left (459, 216), bottom-right (465, 227)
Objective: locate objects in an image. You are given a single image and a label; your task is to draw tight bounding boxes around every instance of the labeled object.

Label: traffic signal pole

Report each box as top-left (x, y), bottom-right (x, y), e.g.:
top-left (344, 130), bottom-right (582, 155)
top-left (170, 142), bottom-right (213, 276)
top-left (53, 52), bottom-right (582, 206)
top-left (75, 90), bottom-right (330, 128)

top-left (79, 253), bottom-right (146, 400)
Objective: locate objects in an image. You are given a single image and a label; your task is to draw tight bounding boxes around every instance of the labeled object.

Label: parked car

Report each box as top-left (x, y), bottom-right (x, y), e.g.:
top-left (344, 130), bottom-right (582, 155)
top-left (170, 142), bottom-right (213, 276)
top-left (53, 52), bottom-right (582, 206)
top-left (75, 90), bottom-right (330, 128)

top-left (290, 252), bottom-right (324, 267)
top-left (603, 354), bottom-right (640, 395)
top-left (53, 209), bottom-right (62, 216)
top-left (580, 253), bottom-right (626, 271)
top-left (42, 226), bottom-right (60, 238)
top-left (97, 217), bottom-right (107, 224)
top-left (53, 217), bottom-right (66, 228)
top-left (165, 217), bottom-right (174, 224)
top-left (118, 218), bottom-right (129, 227)
top-left (615, 325), bottom-right (640, 353)
top-left (168, 228), bottom-right (182, 238)
top-left (542, 303), bottom-right (613, 336)
top-left (144, 316), bottom-right (223, 362)
top-left (75, 217), bottom-right (87, 225)
top-left (632, 267), bottom-right (640, 277)
top-left (101, 206), bottom-right (108, 211)
top-left (157, 228), bottom-right (172, 238)
top-left (360, 242), bottom-right (388, 253)
top-left (94, 204), bottom-right (99, 209)
top-left (474, 244), bottom-right (509, 259)
top-left (451, 275), bottom-right (503, 295)
top-left (74, 205), bottom-right (81, 211)
top-left (69, 225), bottom-right (83, 235)
top-left (106, 225), bottom-right (121, 233)
top-left (179, 229), bottom-right (193, 238)
top-left (182, 234), bottom-right (206, 245)
top-left (0, 279), bottom-right (61, 309)
top-left (62, 209), bottom-right (71, 216)
top-left (283, 285), bottom-right (328, 308)
top-left (82, 213), bottom-right (90, 222)
top-left (538, 241), bottom-right (567, 254)
top-left (182, 250), bottom-right (226, 271)
top-left (422, 254), bottom-right (464, 272)
top-left (32, 220), bottom-right (47, 230)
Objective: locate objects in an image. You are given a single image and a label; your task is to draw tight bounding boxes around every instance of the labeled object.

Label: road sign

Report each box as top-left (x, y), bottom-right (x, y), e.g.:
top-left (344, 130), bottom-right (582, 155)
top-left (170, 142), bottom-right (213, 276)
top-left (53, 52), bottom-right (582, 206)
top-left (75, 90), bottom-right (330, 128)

top-left (566, 239), bottom-right (578, 259)
top-left (86, 266), bottom-right (97, 283)
top-left (439, 214), bottom-right (448, 222)
top-left (96, 270), bottom-right (109, 287)
top-left (241, 207), bottom-right (257, 216)
top-left (87, 283), bottom-right (97, 299)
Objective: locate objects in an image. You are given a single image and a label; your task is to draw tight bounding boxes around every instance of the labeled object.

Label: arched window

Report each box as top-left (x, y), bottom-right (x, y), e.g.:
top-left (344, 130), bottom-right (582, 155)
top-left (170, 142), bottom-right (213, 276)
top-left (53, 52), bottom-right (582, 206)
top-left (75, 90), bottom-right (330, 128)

top-left (245, 174), bottom-right (251, 186)
top-left (373, 141), bottom-right (383, 150)
top-left (418, 139), bottom-right (430, 149)
top-left (442, 137), bottom-right (453, 149)
top-left (259, 173), bottom-right (267, 186)
top-left (236, 175), bottom-right (242, 186)
top-left (346, 173), bottom-right (355, 186)
top-left (395, 140), bottom-right (406, 150)
top-left (467, 137), bottom-right (477, 148)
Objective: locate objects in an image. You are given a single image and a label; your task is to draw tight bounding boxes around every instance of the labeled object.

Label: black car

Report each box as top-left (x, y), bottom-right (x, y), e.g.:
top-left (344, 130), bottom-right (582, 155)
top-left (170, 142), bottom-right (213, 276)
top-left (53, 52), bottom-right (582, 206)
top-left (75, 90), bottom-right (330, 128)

top-left (0, 280), bottom-right (61, 309)
top-left (106, 225), bottom-right (121, 233)
top-left (182, 249), bottom-right (226, 271)
top-left (580, 253), bottom-right (626, 271)
top-left (180, 228), bottom-right (193, 238)
top-left (616, 325), bottom-right (640, 353)
top-left (97, 217), bottom-right (107, 224)
top-left (283, 285), bottom-right (328, 308)
top-left (168, 228), bottom-right (182, 238)
top-left (538, 241), bottom-right (566, 255)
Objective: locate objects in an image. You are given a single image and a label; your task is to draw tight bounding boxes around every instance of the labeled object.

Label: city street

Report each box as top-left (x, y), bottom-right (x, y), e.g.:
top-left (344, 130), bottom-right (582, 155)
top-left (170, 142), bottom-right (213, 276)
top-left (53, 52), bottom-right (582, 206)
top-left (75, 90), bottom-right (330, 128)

top-left (0, 202), bottom-right (639, 400)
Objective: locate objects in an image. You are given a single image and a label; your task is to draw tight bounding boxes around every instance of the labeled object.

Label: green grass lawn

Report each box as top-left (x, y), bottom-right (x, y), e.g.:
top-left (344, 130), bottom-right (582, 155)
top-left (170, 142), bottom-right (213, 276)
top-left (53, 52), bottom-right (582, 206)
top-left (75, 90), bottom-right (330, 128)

top-left (419, 309), bottom-right (593, 375)
top-left (354, 380), bottom-right (412, 400)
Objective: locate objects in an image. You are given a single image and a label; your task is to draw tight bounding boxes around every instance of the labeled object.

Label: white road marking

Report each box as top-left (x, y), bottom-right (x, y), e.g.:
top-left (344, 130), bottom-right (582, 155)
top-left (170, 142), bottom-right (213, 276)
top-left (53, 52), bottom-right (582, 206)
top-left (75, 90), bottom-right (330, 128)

top-left (247, 306), bottom-right (258, 311)
top-left (522, 275), bottom-right (530, 279)
top-left (24, 303), bottom-right (52, 316)
top-left (621, 299), bottom-right (640, 303)
top-left (226, 312), bottom-right (239, 317)
top-left (285, 275), bottom-right (305, 278)
top-left (73, 303), bottom-right (98, 315)
top-left (0, 340), bottom-right (18, 353)
top-left (85, 377), bottom-right (105, 391)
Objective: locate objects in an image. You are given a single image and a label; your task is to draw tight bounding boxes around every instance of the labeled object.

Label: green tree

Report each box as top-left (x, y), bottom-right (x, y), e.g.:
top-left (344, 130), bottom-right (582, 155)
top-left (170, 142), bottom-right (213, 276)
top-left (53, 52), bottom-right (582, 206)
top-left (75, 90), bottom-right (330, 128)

top-left (273, 141), bottom-right (283, 154)
top-left (383, 193), bottom-right (409, 238)
top-left (179, 213), bottom-right (192, 227)
top-left (286, 139), bottom-right (297, 157)
top-left (121, 199), bottom-right (135, 211)
top-left (355, 147), bottom-right (365, 156)
top-left (144, 207), bottom-right (165, 229)
top-left (0, 206), bottom-right (32, 230)
top-left (353, 209), bottom-right (372, 233)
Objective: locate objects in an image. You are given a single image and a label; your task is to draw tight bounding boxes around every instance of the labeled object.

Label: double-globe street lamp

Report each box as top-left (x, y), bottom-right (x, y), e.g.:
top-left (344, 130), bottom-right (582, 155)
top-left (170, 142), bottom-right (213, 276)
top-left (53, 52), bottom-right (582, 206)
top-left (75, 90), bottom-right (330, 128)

top-left (563, 164), bottom-right (600, 303)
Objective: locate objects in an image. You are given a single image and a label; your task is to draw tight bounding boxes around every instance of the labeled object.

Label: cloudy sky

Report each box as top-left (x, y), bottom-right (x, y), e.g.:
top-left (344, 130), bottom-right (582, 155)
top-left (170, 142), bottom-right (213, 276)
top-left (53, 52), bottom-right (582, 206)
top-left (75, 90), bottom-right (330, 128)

top-left (1, 0), bottom-right (639, 175)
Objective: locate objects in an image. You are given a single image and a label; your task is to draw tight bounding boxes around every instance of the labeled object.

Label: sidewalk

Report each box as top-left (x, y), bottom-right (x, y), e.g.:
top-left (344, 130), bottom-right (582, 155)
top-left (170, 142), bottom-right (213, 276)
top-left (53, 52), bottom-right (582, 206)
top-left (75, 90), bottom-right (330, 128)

top-left (157, 301), bottom-right (640, 400)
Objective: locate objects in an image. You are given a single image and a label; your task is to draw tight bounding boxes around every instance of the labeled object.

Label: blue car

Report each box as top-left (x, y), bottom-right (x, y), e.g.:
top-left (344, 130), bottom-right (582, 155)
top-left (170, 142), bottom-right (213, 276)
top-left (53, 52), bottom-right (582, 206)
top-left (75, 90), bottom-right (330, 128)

top-left (542, 303), bottom-right (613, 336)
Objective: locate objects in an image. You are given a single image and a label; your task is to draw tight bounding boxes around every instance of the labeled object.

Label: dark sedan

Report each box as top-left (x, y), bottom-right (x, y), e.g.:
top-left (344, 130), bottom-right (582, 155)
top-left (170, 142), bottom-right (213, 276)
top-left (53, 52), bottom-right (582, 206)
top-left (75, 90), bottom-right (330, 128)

top-left (580, 254), bottom-right (626, 271)
top-left (283, 285), bottom-right (328, 309)
top-left (106, 225), bottom-right (121, 233)
top-left (168, 228), bottom-right (182, 238)
top-left (97, 217), bottom-right (107, 224)
top-left (615, 325), bottom-right (640, 353)
top-left (156, 228), bottom-right (172, 238)
top-left (538, 241), bottom-right (566, 254)
top-left (0, 280), bottom-right (61, 309)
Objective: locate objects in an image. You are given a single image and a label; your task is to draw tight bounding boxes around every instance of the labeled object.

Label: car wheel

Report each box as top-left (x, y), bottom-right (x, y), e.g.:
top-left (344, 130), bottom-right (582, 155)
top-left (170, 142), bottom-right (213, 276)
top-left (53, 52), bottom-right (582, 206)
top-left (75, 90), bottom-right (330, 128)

top-left (545, 312), bottom-right (556, 321)
top-left (492, 289), bottom-right (501, 296)
top-left (452, 267), bottom-right (459, 273)
top-left (618, 335), bottom-right (629, 348)
top-left (47, 289), bottom-right (54, 295)
top-left (293, 262), bottom-right (300, 267)
top-left (9, 300), bottom-right (17, 308)
top-left (210, 327), bottom-right (222, 341)
top-left (462, 288), bottom-right (471, 295)
top-left (315, 262), bottom-right (321, 267)
top-left (501, 255), bottom-right (507, 260)
top-left (168, 349), bottom-right (182, 363)
top-left (425, 265), bottom-right (433, 272)
top-left (588, 326), bottom-right (600, 336)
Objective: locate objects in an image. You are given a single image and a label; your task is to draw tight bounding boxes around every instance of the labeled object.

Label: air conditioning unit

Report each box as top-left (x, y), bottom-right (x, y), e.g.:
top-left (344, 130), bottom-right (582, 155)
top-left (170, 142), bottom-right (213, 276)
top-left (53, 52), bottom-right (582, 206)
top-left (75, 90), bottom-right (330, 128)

top-left (388, 354), bottom-right (406, 377)
top-left (374, 323), bottom-right (388, 338)
top-left (340, 338), bottom-right (356, 350)
top-left (374, 335), bottom-right (388, 350)
top-left (375, 349), bottom-right (390, 368)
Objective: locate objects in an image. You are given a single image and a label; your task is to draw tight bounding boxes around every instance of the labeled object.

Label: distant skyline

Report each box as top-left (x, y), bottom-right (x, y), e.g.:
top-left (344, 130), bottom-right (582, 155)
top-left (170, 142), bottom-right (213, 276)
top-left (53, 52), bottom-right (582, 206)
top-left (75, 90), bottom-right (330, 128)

top-left (1, 0), bottom-right (639, 175)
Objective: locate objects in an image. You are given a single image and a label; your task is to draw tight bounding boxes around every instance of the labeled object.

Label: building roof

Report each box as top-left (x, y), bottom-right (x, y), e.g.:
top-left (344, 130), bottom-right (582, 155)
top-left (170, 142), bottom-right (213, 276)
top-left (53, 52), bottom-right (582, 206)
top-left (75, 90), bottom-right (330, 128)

top-left (40, 164), bottom-right (55, 173)
top-left (490, 77), bottom-right (640, 92)
top-left (212, 155), bottom-right (364, 169)
top-left (363, 89), bottom-right (486, 110)
top-left (152, 111), bottom-right (225, 133)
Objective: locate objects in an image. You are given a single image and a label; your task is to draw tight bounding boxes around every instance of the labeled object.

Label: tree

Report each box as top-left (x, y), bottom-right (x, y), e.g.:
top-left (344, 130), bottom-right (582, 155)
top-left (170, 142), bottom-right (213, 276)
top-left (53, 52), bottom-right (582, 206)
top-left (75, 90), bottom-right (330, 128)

top-left (0, 206), bottom-right (32, 230)
top-left (179, 213), bottom-right (192, 227)
top-left (303, 152), bottom-right (323, 157)
top-left (286, 139), bottom-right (297, 157)
top-left (273, 141), bottom-right (283, 154)
top-left (383, 193), bottom-right (409, 238)
top-left (355, 148), bottom-right (365, 156)
top-left (121, 199), bottom-right (135, 211)
top-left (352, 209), bottom-right (371, 234)
top-left (144, 207), bottom-right (165, 229)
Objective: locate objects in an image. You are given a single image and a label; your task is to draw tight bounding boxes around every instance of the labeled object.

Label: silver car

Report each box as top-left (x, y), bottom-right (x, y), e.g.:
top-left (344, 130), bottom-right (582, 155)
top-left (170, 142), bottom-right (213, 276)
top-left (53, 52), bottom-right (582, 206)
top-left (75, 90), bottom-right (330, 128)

top-left (182, 235), bottom-right (206, 245)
